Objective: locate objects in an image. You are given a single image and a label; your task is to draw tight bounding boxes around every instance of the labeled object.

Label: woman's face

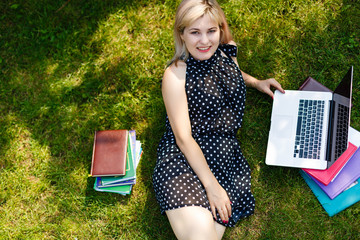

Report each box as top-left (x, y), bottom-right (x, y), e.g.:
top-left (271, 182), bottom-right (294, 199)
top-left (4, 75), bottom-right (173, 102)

top-left (181, 14), bottom-right (220, 61)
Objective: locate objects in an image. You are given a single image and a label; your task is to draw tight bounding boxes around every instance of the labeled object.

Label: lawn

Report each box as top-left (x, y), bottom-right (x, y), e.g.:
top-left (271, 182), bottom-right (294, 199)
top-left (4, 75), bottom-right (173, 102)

top-left (0, 0), bottom-right (359, 239)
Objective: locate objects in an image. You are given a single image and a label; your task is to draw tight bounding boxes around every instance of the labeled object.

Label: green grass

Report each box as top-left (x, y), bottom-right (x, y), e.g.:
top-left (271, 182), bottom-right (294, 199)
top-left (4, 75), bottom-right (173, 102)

top-left (1, 0), bottom-right (359, 239)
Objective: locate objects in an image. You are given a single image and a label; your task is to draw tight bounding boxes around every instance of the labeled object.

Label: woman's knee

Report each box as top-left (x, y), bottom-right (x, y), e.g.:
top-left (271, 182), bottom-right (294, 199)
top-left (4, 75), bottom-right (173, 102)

top-left (166, 206), bottom-right (218, 240)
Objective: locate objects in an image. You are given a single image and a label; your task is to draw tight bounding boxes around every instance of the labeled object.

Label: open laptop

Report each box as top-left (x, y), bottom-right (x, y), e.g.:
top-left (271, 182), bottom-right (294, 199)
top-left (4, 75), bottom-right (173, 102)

top-left (266, 66), bottom-right (353, 169)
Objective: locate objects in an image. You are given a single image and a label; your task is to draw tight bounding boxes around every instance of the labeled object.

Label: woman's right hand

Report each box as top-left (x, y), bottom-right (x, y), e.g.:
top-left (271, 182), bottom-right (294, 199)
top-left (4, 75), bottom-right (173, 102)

top-left (205, 182), bottom-right (232, 224)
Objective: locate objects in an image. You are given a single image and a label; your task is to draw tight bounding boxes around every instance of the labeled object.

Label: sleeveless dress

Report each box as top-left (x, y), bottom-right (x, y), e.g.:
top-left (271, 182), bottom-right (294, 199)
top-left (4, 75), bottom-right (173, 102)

top-left (152, 44), bottom-right (255, 227)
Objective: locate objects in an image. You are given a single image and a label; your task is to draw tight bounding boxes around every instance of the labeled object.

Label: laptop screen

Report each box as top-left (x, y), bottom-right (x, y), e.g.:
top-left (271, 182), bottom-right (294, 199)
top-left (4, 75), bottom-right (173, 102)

top-left (334, 66), bottom-right (353, 99)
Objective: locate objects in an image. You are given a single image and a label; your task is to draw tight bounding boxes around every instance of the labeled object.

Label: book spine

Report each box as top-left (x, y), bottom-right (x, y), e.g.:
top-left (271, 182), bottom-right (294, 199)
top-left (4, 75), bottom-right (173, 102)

top-left (90, 131), bottom-right (97, 176)
top-left (122, 131), bottom-right (129, 174)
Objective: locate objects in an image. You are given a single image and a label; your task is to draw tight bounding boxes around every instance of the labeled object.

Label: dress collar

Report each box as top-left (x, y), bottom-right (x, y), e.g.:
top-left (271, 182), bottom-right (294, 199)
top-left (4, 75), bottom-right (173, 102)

top-left (185, 47), bottom-right (221, 69)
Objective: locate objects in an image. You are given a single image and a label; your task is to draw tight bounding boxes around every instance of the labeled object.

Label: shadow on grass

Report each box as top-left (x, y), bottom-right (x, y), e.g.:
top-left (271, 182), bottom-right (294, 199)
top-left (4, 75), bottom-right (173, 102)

top-left (1, 0), bottom-right (176, 238)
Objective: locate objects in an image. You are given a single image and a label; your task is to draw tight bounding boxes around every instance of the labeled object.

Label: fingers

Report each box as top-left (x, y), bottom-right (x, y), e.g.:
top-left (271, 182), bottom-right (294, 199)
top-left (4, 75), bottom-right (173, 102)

top-left (226, 201), bottom-right (232, 218)
top-left (206, 184), bottom-right (232, 223)
top-left (218, 208), bottom-right (228, 224)
top-left (256, 78), bottom-right (285, 98)
top-left (210, 202), bottom-right (232, 223)
top-left (269, 78), bottom-right (285, 93)
top-left (215, 201), bottom-right (232, 224)
top-left (262, 87), bottom-right (275, 99)
top-left (210, 204), bottom-right (217, 220)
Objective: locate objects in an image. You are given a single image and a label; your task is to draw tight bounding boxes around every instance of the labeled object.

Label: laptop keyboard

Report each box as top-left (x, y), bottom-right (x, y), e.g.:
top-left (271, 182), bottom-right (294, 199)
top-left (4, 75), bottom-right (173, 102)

top-left (293, 99), bottom-right (325, 159)
top-left (334, 104), bottom-right (349, 159)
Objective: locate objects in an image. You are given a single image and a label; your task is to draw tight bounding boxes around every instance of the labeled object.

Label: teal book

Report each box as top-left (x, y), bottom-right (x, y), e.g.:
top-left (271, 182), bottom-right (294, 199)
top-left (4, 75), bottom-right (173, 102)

top-left (94, 177), bottom-right (132, 195)
top-left (100, 132), bottom-right (136, 186)
top-left (300, 170), bottom-right (360, 217)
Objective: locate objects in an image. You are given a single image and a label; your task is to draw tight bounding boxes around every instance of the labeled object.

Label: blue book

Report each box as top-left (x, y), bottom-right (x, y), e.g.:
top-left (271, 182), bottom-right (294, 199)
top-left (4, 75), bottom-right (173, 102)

top-left (96, 178), bottom-right (135, 188)
top-left (300, 170), bottom-right (360, 217)
top-left (94, 177), bottom-right (132, 195)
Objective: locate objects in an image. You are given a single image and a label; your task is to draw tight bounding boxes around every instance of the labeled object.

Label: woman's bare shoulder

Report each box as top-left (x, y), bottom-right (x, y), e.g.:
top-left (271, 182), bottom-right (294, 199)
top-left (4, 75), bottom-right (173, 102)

top-left (227, 40), bottom-right (237, 47)
top-left (162, 60), bottom-right (187, 103)
top-left (163, 60), bottom-right (187, 84)
top-left (166, 60), bottom-right (186, 75)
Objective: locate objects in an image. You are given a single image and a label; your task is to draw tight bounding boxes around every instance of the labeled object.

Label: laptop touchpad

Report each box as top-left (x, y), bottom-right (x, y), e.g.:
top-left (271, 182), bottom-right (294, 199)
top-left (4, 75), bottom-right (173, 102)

top-left (271, 115), bottom-right (293, 139)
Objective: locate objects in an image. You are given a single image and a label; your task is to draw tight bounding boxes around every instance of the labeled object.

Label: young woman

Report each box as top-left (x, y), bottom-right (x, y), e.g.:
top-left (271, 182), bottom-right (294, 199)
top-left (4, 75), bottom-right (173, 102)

top-left (153, 1), bottom-right (284, 239)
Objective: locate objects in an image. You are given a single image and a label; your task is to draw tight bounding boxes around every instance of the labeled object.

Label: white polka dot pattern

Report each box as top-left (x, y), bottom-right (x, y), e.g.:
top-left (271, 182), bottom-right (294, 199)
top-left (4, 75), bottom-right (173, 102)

top-left (153, 44), bottom-right (255, 227)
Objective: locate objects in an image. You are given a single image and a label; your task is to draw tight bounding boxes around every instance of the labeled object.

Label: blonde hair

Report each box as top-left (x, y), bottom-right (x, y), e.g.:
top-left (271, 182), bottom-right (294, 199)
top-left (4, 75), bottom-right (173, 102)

top-left (171, 0), bottom-right (233, 65)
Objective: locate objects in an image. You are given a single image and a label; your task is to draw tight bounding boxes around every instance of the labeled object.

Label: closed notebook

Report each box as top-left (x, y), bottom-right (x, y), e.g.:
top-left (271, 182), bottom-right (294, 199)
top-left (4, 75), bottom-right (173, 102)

top-left (299, 76), bottom-right (332, 92)
top-left (97, 179), bottom-right (135, 188)
top-left (98, 132), bottom-right (142, 188)
top-left (99, 132), bottom-right (136, 185)
top-left (300, 170), bottom-right (360, 217)
top-left (308, 146), bottom-right (360, 199)
top-left (94, 177), bottom-right (132, 195)
top-left (90, 130), bottom-right (128, 177)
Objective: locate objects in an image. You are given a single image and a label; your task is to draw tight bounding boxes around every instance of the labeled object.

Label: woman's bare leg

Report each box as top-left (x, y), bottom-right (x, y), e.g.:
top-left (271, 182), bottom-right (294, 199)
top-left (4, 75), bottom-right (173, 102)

top-left (214, 221), bottom-right (226, 239)
top-left (166, 206), bottom-right (226, 240)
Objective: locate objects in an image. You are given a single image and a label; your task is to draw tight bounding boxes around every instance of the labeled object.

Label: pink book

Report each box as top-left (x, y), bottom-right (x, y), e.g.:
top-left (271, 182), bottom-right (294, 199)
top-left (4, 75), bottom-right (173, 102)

top-left (307, 145), bottom-right (360, 199)
top-left (302, 142), bottom-right (357, 185)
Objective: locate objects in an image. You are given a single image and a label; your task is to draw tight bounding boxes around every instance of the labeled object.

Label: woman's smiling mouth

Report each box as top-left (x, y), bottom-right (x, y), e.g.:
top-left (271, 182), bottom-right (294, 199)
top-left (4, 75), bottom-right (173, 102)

top-left (197, 46), bottom-right (211, 52)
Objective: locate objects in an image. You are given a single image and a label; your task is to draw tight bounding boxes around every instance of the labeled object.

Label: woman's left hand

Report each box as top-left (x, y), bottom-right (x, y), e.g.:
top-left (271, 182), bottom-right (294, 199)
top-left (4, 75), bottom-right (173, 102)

top-left (253, 78), bottom-right (285, 98)
top-left (240, 70), bottom-right (285, 98)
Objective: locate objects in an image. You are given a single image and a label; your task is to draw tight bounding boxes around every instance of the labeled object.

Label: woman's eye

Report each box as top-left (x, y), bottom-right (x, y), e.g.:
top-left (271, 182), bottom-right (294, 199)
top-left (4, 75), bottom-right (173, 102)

top-left (190, 31), bottom-right (199, 35)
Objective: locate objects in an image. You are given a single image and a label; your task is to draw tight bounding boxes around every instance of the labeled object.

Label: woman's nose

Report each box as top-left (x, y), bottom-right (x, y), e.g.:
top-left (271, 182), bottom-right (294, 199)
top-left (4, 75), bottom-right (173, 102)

top-left (200, 34), bottom-right (209, 44)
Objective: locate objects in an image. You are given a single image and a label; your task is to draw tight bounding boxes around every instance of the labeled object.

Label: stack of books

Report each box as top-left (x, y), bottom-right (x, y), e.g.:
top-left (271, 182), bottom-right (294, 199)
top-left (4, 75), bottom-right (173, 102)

top-left (298, 76), bottom-right (360, 216)
top-left (89, 129), bottom-right (143, 195)
top-left (301, 126), bottom-right (360, 216)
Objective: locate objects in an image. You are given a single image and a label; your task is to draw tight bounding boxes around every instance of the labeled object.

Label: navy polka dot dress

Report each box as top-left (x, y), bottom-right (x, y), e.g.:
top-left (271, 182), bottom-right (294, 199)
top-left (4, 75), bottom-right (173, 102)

top-left (153, 44), bottom-right (255, 227)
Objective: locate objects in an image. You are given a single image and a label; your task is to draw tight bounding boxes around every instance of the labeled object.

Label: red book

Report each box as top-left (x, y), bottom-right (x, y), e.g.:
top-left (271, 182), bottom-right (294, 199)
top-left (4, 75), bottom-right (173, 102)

top-left (90, 130), bottom-right (128, 177)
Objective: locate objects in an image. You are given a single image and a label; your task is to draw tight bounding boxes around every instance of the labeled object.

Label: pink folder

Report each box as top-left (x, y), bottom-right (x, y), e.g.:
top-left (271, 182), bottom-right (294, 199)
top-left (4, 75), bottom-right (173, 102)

top-left (302, 142), bottom-right (357, 185)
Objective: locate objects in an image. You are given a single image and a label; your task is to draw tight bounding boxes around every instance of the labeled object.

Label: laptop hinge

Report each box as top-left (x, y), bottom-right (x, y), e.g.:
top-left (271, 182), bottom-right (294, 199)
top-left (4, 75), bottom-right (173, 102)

top-left (325, 100), bottom-right (335, 162)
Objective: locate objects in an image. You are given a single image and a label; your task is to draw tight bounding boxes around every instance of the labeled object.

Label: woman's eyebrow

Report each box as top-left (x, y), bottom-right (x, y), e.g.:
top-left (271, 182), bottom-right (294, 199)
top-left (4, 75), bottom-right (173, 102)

top-left (188, 26), bottom-right (218, 31)
top-left (188, 27), bottom-right (200, 31)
